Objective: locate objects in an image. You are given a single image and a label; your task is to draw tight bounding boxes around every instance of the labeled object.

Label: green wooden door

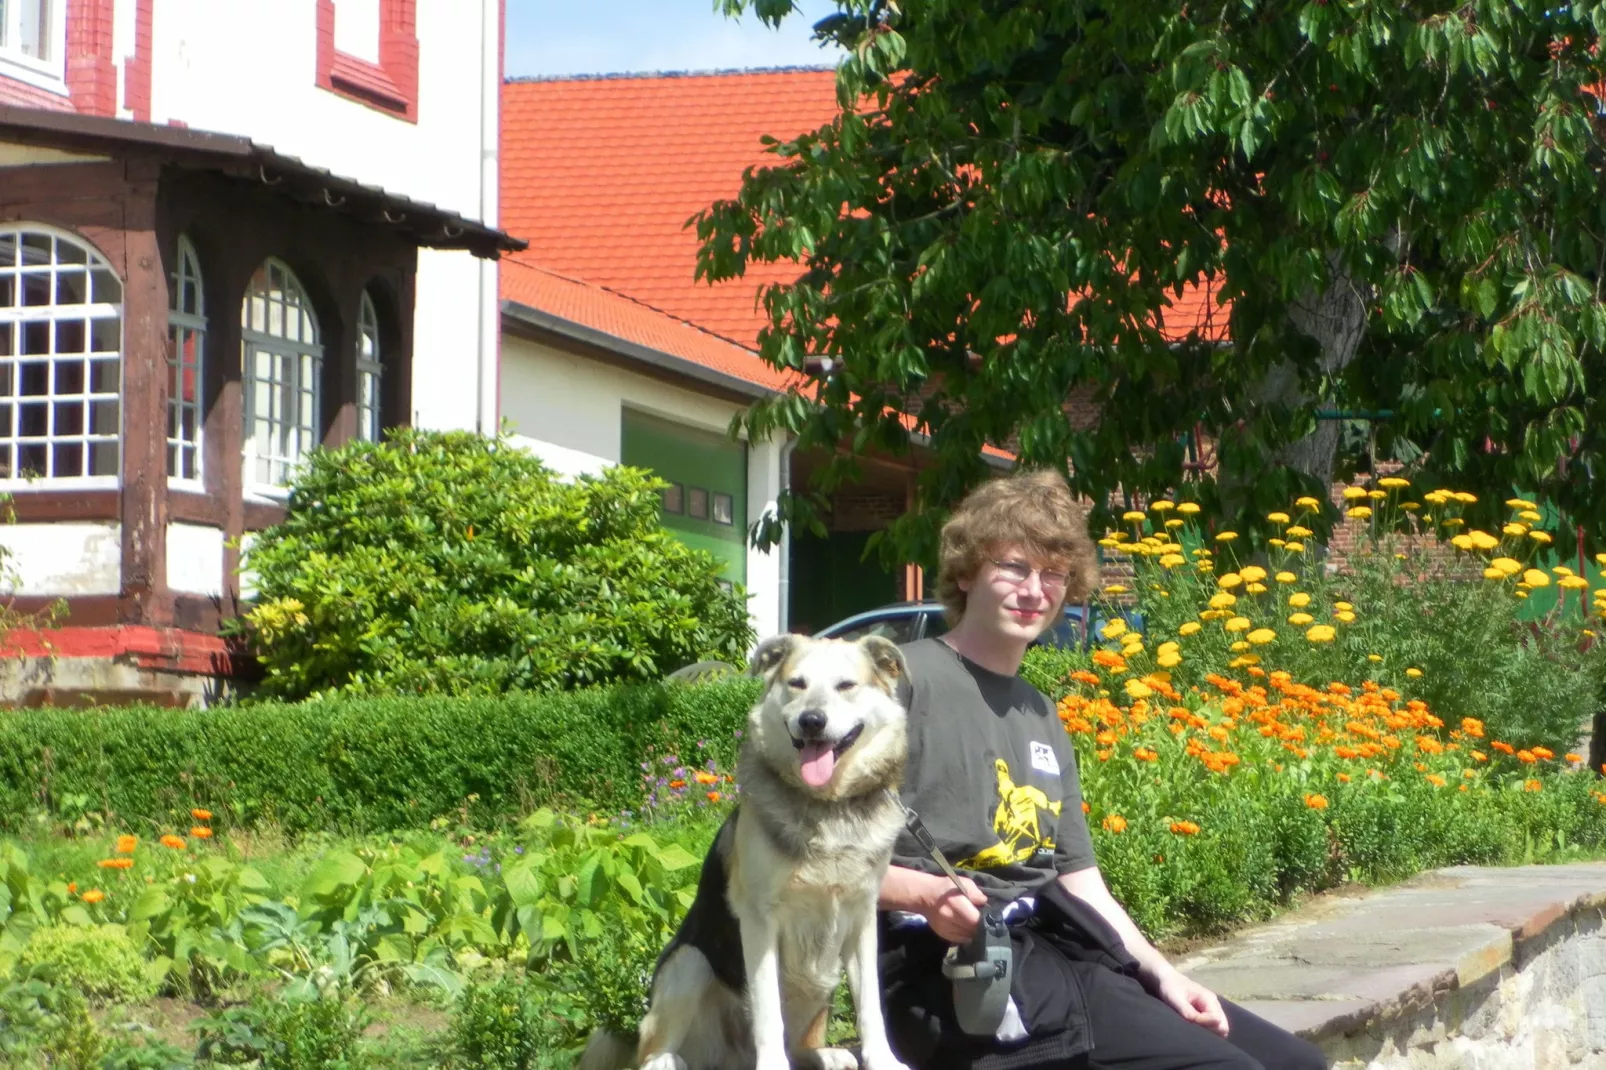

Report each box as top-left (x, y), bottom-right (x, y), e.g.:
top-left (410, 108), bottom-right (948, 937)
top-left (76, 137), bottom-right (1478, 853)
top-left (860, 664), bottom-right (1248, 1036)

top-left (620, 409), bottom-right (747, 584)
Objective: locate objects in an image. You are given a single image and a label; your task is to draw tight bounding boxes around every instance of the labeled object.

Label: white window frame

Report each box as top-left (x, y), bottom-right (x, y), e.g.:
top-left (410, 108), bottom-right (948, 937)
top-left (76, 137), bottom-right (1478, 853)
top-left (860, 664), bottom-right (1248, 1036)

top-left (0, 224), bottom-right (123, 488)
top-left (241, 259), bottom-right (322, 497)
top-left (356, 290), bottom-right (383, 443)
top-left (168, 236), bottom-right (206, 486)
top-left (0, 0), bottom-right (68, 94)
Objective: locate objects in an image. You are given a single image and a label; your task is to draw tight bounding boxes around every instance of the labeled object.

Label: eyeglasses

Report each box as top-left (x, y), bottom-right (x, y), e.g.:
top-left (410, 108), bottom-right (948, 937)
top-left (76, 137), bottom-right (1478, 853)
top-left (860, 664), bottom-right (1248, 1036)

top-left (989, 558), bottom-right (1070, 593)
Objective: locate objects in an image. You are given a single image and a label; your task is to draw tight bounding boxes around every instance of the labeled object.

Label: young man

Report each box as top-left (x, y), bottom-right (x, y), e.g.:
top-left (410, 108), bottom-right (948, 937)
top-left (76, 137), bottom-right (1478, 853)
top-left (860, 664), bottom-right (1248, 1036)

top-left (879, 469), bottom-right (1326, 1070)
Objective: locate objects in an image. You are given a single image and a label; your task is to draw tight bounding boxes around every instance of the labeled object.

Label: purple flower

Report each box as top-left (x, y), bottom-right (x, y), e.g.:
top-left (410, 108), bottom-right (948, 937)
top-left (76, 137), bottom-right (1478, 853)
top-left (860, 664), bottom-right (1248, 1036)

top-left (733, 729), bottom-right (743, 738)
top-left (514, 846), bottom-right (524, 855)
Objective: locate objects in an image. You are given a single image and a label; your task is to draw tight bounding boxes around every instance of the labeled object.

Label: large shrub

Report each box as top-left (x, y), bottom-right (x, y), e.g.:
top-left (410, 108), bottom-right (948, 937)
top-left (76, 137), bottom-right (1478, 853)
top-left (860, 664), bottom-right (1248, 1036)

top-left (240, 429), bottom-right (754, 699)
top-left (0, 678), bottom-right (760, 834)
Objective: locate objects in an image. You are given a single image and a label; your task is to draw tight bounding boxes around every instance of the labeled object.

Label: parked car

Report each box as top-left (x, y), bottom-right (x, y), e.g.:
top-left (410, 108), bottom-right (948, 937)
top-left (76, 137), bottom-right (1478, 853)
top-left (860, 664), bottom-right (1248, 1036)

top-left (813, 600), bottom-right (1141, 652)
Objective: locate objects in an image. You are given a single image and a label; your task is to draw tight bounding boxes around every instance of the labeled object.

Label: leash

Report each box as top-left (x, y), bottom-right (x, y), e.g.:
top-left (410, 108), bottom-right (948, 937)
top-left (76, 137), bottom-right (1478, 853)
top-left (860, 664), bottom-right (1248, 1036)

top-left (886, 791), bottom-right (1014, 1037)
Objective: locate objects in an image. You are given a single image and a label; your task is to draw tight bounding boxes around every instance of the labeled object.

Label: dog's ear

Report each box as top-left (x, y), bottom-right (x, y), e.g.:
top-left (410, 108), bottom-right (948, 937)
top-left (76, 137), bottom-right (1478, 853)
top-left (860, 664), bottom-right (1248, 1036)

top-left (748, 635), bottom-right (797, 678)
top-left (859, 635), bottom-right (908, 692)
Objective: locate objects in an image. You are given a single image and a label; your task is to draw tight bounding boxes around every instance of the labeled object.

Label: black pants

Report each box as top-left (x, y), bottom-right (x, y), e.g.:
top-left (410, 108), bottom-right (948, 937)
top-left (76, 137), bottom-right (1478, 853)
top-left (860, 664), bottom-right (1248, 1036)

top-left (882, 920), bottom-right (1326, 1070)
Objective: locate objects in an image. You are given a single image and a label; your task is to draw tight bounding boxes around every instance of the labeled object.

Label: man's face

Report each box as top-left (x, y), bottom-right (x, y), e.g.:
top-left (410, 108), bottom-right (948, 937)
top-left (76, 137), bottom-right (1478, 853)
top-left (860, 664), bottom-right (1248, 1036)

top-left (957, 544), bottom-right (1071, 644)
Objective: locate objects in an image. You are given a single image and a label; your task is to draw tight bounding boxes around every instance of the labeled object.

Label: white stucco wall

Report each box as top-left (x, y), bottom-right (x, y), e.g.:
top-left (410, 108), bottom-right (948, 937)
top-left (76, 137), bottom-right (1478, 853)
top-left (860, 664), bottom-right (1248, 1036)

top-left (146, 0), bottom-right (499, 434)
top-left (0, 522), bottom-right (121, 596)
top-left (501, 334), bottom-right (784, 638)
top-left (166, 523), bottom-right (225, 598)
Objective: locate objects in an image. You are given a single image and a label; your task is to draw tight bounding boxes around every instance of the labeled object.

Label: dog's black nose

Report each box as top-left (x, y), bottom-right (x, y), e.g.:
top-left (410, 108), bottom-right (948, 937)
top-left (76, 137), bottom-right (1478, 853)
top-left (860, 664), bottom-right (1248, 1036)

top-left (797, 709), bottom-right (827, 736)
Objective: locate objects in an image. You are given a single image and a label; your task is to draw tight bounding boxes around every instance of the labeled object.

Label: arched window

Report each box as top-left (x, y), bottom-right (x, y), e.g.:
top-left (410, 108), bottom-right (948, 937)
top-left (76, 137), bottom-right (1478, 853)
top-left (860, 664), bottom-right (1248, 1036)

top-left (356, 290), bottom-right (383, 443)
top-left (168, 236), bottom-right (206, 482)
top-left (240, 260), bottom-right (321, 489)
top-left (0, 225), bottom-right (122, 482)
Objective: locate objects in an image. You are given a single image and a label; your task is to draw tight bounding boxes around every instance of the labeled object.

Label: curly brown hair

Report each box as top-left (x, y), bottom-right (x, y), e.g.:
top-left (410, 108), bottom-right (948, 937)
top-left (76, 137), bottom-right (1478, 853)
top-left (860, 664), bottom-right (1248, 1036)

top-left (935, 469), bottom-right (1098, 625)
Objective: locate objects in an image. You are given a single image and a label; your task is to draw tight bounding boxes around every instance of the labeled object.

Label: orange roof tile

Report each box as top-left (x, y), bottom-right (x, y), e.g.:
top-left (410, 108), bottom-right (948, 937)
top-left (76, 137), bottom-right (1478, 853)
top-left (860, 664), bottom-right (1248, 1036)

top-left (501, 67), bottom-right (1227, 367)
top-left (501, 259), bottom-right (795, 392)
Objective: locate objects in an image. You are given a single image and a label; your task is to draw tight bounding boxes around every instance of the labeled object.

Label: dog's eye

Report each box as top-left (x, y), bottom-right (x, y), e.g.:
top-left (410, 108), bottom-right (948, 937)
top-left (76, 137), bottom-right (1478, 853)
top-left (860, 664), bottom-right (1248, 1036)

top-left (835, 680), bottom-right (856, 692)
top-left (787, 676), bottom-right (807, 690)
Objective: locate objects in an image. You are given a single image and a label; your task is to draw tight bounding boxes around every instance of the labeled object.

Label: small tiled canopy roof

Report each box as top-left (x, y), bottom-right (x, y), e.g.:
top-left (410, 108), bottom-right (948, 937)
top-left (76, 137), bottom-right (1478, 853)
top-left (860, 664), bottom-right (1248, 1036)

top-left (501, 67), bottom-right (1228, 394)
top-left (0, 106), bottom-right (524, 258)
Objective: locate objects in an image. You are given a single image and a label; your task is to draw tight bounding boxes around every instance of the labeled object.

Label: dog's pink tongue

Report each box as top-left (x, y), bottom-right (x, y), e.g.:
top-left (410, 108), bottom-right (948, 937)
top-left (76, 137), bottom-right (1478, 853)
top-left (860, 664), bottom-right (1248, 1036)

top-left (798, 742), bottom-right (836, 787)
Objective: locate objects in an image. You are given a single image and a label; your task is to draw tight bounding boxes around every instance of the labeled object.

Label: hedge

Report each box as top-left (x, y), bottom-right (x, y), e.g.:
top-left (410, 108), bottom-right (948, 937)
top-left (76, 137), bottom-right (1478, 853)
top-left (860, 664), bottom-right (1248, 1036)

top-left (0, 677), bottom-right (761, 835)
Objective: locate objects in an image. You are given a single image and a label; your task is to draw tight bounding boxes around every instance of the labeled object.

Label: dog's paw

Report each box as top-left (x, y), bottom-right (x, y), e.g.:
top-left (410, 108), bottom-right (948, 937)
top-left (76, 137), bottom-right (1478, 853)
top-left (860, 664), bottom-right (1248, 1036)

top-left (795, 1048), bottom-right (859, 1070)
top-left (857, 1048), bottom-right (913, 1070)
top-left (640, 1054), bottom-right (688, 1070)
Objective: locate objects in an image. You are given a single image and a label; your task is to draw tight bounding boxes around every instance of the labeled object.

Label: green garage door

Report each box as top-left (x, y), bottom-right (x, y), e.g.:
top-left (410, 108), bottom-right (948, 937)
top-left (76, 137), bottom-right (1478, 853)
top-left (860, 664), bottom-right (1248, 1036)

top-left (621, 409), bottom-right (747, 584)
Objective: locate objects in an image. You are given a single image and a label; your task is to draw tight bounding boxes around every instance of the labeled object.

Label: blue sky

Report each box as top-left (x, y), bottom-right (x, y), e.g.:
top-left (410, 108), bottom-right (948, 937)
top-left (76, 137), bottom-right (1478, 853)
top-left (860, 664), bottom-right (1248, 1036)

top-left (505, 0), bottom-right (843, 79)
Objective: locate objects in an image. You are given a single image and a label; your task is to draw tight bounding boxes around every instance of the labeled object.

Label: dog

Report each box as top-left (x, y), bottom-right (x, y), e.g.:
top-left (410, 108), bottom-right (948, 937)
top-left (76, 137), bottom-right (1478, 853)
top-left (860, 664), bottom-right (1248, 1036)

top-left (580, 633), bottom-right (914, 1070)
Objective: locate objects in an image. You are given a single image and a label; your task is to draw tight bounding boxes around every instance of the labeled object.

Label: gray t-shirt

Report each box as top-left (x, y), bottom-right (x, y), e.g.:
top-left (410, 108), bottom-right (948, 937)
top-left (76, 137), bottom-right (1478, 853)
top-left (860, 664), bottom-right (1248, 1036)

top-left (892, 638), bottom-right (1097, 903)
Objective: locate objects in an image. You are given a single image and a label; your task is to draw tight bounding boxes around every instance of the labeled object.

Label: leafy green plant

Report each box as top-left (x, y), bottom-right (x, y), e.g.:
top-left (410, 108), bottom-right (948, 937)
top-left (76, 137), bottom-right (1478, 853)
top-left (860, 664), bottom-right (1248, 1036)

top-left (447, 974), bottom-right (545, 1070)
top-left (128, 854), bottom-right (272, 996)
top-left (238, 429), bottom-right (754, 700)
top-left (193, 997), bottom-right (370, 1070)
top-left (18, 924), bottom-right (157, 1003)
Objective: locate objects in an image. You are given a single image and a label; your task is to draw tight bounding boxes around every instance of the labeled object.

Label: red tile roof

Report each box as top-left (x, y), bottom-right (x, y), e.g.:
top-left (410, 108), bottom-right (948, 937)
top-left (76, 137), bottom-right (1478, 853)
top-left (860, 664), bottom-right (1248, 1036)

top-left (500, 67), bottom-right (1228, 390)
top-left (0, 77), bottom-right (73, 112)
top-left (502, 259), bottom-right (795, 391)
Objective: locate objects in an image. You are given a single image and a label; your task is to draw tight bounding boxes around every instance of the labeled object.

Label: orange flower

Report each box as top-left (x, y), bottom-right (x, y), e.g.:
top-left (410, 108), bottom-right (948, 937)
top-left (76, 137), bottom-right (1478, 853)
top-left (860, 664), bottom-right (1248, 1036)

top-left (190, 827), bottom-right (213, 839)
top-left (97, 857), bottom-right (134, 870)
top-left (80, 889), bottom-right (105, 904)
top-left (1304, 794), bottom-right (1329, 810)
top-left (190, 808), bottom-right (212, 822)
top-left (1081, 801), bottom-right (1091, 814)
top-left (706, 791), bottom-right (721, 802)
top-left (1336, 773), bottom-right (1351, 783)
top-left (1490, 741), bottom-right (1515, 755)
top-left (66, 882), bottom-right (77, 894)
top-left (1516, 750), bottom-right (1537, 764)
top-left (1096, 731), bottom-right (1118, 746)
top-left (1169, 820), bottom-right (1201, 836)
top-left (1566, 753), bottom-right (1584, 763)
top-left (1531, 747), bottom-right (1554, 760)
top-left (159, 835), bottom-right (186, 850)
top-left (1425, 774), bottom-right (1447, 787)
top-left (1460, 718), bottom-right (1484, 738)
top-left (1102, 814), bottom-right (1128, 833)
top-left (669, 779), bottom-right (687, 790)
top-left (1524, 779), bottom-right (1542, 792)
top-left (1133, 747), bottom-right (1159, 762)
top-left (114, 834), bottom-right (138, 855)
top-left (1470, 750), bottom-right (1488, 762)
top-left (694, 771), bottom-right (719, 786)
top-left (1069, 670), bottom-right (1102, 687)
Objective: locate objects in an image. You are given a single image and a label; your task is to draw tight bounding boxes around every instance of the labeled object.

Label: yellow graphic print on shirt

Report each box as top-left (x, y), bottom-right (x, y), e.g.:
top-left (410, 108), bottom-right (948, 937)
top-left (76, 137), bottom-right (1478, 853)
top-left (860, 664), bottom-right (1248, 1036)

top-left (955, 757), bottom-right (1062, 869)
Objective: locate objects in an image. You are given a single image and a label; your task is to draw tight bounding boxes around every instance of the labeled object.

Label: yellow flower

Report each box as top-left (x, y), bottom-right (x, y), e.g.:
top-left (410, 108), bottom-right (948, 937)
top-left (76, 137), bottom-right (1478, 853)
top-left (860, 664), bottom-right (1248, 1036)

top-left (1468, 530), bottom-right (1499, 550)
top-left (1209, 592), bottom-right (1238, 609)
top-left (1306, 624), bottom-right (1337, 643)
top-left (1523, 569), bottom-right (1551, 588)
top-left (1239, 565), bottom-right (1268, 584)
top-left (1179, 621), bottom-right (1202, 636)
top-left (1454, 492), bottom-right (1478, 503)
top-left (1530, 530), bottom-right (1553, 545)
top-left (1267, 511), bottom-right (1291, 524)
top-left (1334, 601), bottom-right (1354, 611)
top-left (1285, 525), bottom-right (1314, 538)
top-left (1503, 523), bottom-right (1528, 537)
top-left (1285, 541), bottom-right (1305, 553)
top-left (1518, 509), bottom-right (1543, 523)
top-left (1101, 618), bottom-right (1128, 639)
top-left (1225, 616), bottom-right (1251, 633)
top-left (1218, 573), bottom-right (1243, 589)
top-left (1483, 567), bottom-right (1506, 580)
top-left (1491, 557), bottom-right (1522, 576)
top-left (1104, 584), bottom-right (1129, 594)
top-left (1124, 679), bottom-right (1153, 700)
top-left (1450, 534), bottom-right (1474, 550)
top-left (1506, 497), bottom-right (1538, 509)
top-left (1151, 500), bottom-right (1176, 512)
top-left (1342, 487), bottom-right (1368, 500)
top-left (1122, 510), bottom-right (1147, 523)
top-left (1367, 653), bottom-right (1383, 662)
top-left (1335, 610), bottom-right (1357, 623)
top-left (1406, 667), bottom-right (1423, 678)
top-left (1247, 628), bottom-right (1276, 645)
top-left (1229, 640), bottom-right (1250, 652)
top-left (1401, 501), bottom-right (1421, 511)
top-left (1596, 552), bottom-right (1606, 566)
top-left (1177, 502), bottom-right (1201, 515)
top-left (1378, 476), bottom-right (1410, 488)
top-left (1295, 496), bottom-right (1320, 509)
top-left (1288, 612), bottom-right (1315, 626)
top-left (1246, 582), bottom-right (1268, 594)
top-left (1270, 571), bottom-right (1294, 585)
top-left (1368, 489), bottom-right (1387, 500)
top-left (1268, 537), bottom-right (1286, 548)
top-left (1287, 592), bottom-right (1311, 608)
top-left (1157, 651), bottom-right (1182, 668)
top-left (1425, 490), bottom-right (1451, 505)
top-left (1554, 565), bottom-right (1574, 576)
top-left (1215, 531), bottom-right (1239, 542)
top-left (1442, 517), bottom-right (1465, 528)
top-left (1159, 553), bottom-right (1185, 567)
top-left (1164, 518), bottom-right (1185, 529)
top-left (1560, 576), bottom-right (1590, 590)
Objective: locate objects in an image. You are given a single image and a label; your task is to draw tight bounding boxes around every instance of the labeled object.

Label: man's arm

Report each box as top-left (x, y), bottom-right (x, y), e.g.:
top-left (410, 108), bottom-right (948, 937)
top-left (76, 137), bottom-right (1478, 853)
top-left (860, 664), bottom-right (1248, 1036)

top-left (1057, 866), bottom-right (1229, 1037)
top-left (880, 864), bottom-right (990, 945)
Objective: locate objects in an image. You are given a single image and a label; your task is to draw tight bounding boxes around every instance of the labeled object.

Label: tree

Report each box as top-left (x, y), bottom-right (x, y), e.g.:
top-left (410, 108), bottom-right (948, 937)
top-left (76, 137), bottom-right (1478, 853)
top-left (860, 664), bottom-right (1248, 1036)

top-left (704, 0), bottom-right (1606, 560)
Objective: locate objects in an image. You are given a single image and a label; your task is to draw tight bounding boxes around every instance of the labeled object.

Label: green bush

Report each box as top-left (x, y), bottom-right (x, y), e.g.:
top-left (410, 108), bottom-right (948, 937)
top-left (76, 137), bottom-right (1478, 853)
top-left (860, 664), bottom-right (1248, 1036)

top-left (194, 998), bottom-right (369, 1069)
top-left (18, 924), bottom-right (157, 1003)
top-left (239, 428), bottom-right (755, 700)
top-left (0, 679), bottom-right (761, 835)
top-left (447, 974), bottom-right (547, 1070)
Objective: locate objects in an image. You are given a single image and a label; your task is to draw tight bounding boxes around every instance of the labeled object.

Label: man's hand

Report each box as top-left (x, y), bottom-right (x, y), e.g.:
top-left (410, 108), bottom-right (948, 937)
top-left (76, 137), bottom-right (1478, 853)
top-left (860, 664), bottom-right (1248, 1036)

top-left (1153, 968), bottom-right (1229, 1037)
top-left (924, 874), bottom-right (989, 945)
